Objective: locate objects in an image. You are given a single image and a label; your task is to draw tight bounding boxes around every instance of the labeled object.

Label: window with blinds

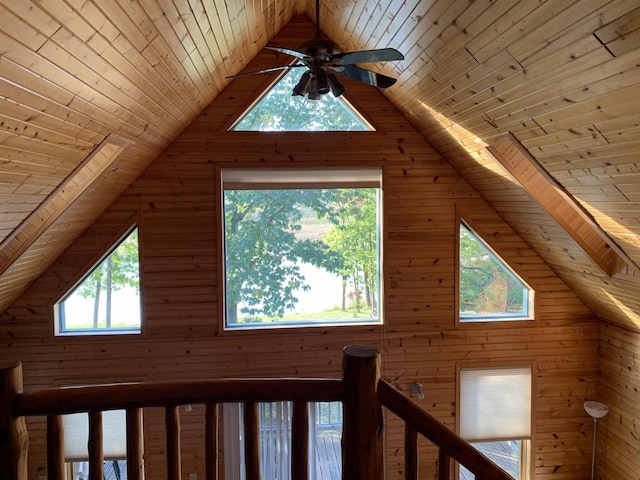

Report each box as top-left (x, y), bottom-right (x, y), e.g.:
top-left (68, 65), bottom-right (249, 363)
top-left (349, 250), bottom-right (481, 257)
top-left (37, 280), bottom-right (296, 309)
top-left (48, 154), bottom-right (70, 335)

top-left (63, 410), bottom-right (128, 461)
top-left (458, 366), bottom-right (532, 480)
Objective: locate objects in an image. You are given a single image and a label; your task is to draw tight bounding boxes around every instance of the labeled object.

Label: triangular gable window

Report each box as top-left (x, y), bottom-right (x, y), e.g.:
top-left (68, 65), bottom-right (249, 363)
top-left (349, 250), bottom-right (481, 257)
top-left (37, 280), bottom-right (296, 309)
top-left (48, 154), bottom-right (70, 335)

top-left (459, 222), bottom-right (533, 321)
top-left (55, 227), bottom-right (141, 335)
top-left (231, 68), bottom-right (373, 131)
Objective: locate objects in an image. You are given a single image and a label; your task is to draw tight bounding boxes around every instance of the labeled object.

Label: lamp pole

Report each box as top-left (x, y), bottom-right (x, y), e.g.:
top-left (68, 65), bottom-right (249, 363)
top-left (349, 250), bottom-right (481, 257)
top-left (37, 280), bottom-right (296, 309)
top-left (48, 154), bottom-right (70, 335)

top-left (584, 401), bottom-right (609, 480)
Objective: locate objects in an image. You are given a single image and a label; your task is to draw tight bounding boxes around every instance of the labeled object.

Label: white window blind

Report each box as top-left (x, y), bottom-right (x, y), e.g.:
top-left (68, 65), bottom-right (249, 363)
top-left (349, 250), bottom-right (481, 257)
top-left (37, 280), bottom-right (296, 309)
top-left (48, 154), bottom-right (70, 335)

top-left (460, 366), bottom-right (532, 442)
top-left (222, 167), bottom-right (381, 190)
top-left (63, 410), bottom-right (127, 461)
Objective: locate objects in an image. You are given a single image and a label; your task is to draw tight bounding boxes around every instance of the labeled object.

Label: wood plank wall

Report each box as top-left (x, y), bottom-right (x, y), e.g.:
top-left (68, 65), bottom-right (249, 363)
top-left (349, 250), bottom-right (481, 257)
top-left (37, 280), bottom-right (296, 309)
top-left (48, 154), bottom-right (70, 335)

top-left (0, 18), bottom-right (603, 480)
top-left (598, 323), bottom-right (640, 480)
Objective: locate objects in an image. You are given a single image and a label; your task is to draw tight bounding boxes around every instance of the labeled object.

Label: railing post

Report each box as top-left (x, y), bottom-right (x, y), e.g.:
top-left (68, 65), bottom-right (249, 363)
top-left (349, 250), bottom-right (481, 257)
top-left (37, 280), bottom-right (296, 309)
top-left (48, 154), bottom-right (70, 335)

top-left (47, 415), bottom-right (65, 480)
top-left (437, 449), bottom-right (451, 480)
top-left (342, 345), bottom-right (384, 480)
top-left (0, 362), bottom-right (29, 480)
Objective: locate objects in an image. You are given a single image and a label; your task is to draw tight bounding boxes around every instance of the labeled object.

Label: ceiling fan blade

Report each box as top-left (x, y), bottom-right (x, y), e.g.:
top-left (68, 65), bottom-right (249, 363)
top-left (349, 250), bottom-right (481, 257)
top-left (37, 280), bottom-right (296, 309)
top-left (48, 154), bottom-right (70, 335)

top-left (331, 48), bottom-right (404, 65)
top-left (265, 46), bottom-right (309, 60)
top-left (335, 65), bottom-right (397, 88)
top-left (226, 64), bottom-right (306, 79)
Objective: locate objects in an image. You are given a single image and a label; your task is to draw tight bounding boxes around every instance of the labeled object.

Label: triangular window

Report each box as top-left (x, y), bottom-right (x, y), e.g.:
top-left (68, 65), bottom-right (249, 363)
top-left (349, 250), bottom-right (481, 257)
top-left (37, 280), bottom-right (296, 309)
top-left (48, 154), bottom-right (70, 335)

top-left (459, 222), bottom-right (533, 321)
top-left (231, 68), bottom-right (373, 131)
top-left (55, 227), bottom-right (141, 335)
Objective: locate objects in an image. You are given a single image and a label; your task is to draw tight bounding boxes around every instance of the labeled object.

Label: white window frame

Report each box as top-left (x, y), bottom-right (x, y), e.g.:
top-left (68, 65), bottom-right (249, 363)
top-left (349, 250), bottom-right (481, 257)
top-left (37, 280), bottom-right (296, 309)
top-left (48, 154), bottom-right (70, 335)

top-left (458, 220), bottom-right (535, 323)
top-left (229, 66), bottom-right (374, 132)
top-left (220, 167), bottom-right (383, 330)
top-left (54, 224), bottom-right (142, 336)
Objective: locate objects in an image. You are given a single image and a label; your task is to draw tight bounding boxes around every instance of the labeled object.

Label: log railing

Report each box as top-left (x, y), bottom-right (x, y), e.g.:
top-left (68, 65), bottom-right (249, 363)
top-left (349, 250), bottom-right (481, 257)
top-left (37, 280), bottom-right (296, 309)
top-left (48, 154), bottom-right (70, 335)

top-left (378, 380), bottom-right (515, 480)
top-left (1, 345), bottom-right (513, 480)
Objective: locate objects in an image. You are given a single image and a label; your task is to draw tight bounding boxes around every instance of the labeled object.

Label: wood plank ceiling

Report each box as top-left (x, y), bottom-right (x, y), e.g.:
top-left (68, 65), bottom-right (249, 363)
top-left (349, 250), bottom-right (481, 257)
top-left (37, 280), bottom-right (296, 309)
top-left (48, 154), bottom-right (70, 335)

top-left (0, 0), bottom-right (639, 333)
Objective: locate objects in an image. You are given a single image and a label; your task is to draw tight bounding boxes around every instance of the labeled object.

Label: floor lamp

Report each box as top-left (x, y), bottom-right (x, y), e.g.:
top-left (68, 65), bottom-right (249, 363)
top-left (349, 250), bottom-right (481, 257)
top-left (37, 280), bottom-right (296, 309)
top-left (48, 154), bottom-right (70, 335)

top-left (584, 401), bottom-right (609, 480)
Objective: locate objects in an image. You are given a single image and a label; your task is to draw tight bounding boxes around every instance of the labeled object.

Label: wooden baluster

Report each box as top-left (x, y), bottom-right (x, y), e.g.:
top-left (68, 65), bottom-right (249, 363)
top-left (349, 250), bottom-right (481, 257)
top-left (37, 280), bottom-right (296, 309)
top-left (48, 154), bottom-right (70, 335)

top-left (405, 423), bottom-right (418, 480)
top-left (166, 406), bottom-right (181, 480)
top-left (47, 414), bottom-right (65, 480)
top-left (126, 408), bottom-right (144, 480)
top-left (205, 403), bottom-right (219, 480)
top-left (0, 362), bottom-right (28, 480)
top-left (437, 449), bottom-right (451, 480)
top-left (342, 345), bottom-right (384, 480)
top-left (244, 402), bottom-right (261, 480)
top-left (89, 411), bottom-right (104, 480)
top-left (291, 401), bottom-right (309, 480)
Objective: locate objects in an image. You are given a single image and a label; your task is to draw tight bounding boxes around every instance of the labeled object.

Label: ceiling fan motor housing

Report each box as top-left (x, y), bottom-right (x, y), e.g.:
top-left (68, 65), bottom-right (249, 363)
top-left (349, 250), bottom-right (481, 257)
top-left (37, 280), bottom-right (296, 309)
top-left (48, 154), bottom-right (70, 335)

top-left (297, 38), bottom-right (342, 60)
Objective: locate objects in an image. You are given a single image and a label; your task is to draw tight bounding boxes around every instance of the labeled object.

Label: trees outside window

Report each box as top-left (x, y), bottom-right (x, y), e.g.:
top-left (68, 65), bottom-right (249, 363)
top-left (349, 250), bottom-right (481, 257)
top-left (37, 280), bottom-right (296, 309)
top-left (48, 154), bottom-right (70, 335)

top-left (459, 222), bottom-right (533, 321)
top-left (55, 227), bottom-right (141, 334)
top-left (222, 168), bottom-right (381, 329)
top-left (231, 67), bottom-right (372, 132)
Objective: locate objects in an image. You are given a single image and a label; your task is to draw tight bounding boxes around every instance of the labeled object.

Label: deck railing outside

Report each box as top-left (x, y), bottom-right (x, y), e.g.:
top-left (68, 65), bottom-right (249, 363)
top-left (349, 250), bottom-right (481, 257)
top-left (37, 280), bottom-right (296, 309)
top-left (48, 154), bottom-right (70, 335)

top-left (1, 345), bottom-right (513, 480)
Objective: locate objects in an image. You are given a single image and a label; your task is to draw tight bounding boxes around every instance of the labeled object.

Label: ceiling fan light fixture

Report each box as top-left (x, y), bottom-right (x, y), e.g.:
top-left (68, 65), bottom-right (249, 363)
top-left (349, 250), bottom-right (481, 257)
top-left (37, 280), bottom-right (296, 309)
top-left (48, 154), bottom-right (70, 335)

top-left (314, 69), bottom-right (330, 95)
top-left (292, 71), bottom-right (311, 96)
top-left (307, 74), bottom-right (319, 98)
top-left (327, 73), bottom-right (345, 97)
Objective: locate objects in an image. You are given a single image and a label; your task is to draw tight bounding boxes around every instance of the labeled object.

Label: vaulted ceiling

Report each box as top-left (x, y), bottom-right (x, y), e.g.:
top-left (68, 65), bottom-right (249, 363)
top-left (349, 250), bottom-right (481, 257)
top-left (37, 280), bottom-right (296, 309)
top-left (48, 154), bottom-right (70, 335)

top-left (1, 0), bottom-right (639, 332)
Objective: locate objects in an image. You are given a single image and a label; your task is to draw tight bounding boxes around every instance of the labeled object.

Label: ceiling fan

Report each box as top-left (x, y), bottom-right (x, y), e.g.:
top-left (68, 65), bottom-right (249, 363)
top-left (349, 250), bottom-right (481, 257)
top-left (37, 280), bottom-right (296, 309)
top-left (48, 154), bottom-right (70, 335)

top-left (227, 0), bottom-right (404, 100)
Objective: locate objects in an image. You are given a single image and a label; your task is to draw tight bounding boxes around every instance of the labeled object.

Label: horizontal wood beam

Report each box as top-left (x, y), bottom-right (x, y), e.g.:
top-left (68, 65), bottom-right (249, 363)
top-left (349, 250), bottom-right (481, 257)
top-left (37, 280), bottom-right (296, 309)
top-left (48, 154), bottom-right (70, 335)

top-left (13, 378), bottom-right (343, 416)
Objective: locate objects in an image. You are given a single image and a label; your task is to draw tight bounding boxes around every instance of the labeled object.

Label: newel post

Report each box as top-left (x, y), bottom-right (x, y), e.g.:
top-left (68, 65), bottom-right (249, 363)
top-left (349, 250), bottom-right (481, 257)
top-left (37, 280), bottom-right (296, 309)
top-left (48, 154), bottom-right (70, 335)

top-left (0, 362), bottom-right (29, 480)
top-left (342, 345), bottom-right (384, 480)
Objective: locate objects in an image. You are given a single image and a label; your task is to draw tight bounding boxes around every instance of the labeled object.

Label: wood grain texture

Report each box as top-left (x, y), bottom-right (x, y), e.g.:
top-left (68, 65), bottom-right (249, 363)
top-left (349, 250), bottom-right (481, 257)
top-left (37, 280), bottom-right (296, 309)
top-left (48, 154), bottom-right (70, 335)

top-left (0, 0), bottom-right (638, 339)
top-left (0, 6), bottom-right (639, 480)
top-left (598, 323), bottom-right (640, 480)
top-left (0, 18), bottom-right (607, 479)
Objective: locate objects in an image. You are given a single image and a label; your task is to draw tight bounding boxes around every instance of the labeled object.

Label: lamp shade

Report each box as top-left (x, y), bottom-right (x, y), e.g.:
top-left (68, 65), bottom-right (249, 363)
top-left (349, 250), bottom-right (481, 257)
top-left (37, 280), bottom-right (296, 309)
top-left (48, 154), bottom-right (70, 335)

top-left (584, 401), bottom-right (609, 419)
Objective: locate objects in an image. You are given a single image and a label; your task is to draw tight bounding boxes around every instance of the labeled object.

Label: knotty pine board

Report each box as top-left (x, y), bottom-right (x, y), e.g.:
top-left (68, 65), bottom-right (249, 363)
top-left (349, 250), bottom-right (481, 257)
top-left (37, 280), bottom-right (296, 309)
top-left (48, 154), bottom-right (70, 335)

top-left (1, 44), bottom-right (602, 480)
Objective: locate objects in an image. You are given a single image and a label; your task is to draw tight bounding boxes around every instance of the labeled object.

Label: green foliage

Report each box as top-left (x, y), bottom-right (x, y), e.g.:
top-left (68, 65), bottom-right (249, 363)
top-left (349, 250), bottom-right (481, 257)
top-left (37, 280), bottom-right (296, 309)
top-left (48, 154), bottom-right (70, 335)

top-left (79, 229), bottom-right (139, 296)
top-left (324, 190), bottom-right (378, 314)
top-left (75, 228), bottom-right (140, 327)
top-left (459, 225), bottom-right (527, 316)
top-left (233, 68), bottom-right (370, 131)
top-left (224, 188), bottom-right (379, 324)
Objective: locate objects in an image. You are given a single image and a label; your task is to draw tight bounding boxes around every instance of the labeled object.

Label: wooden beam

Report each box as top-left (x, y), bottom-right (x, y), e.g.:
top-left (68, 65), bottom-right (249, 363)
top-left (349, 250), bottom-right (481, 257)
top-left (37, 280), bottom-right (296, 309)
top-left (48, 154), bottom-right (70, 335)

top-left (0, 134), bottom-right (132, 277)
top-left (486, 133), bottom-right (639, 276)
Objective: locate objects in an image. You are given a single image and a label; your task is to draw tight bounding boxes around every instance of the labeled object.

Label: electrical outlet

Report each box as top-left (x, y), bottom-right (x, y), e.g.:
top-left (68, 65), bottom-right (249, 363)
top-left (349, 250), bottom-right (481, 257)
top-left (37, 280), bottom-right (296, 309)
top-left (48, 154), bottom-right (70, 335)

top-left (189, 474), bottom-right (197, 480)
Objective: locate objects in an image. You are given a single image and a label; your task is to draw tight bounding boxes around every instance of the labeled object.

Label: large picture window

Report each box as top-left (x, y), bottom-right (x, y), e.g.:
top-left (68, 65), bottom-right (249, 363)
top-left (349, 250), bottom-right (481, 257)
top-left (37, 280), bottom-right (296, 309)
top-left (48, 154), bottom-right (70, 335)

top-left (222, 168), bottom-right (382, 330)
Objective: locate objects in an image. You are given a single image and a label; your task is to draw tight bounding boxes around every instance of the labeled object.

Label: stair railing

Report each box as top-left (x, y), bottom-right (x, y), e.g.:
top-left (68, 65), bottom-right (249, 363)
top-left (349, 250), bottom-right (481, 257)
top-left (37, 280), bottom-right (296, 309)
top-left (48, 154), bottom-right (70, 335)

top-left (1, 346), bottom-right (513, 480)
